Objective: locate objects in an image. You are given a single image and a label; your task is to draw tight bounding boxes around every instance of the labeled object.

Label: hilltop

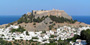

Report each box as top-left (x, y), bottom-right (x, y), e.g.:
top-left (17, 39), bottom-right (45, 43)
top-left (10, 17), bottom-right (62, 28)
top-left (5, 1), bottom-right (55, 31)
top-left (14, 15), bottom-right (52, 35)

top-left (0, 9), bottom-right (89, 31)
top-left (27, 9), bottom-right (72, 19)
top-left (0, 9), bottom-right (90, 45)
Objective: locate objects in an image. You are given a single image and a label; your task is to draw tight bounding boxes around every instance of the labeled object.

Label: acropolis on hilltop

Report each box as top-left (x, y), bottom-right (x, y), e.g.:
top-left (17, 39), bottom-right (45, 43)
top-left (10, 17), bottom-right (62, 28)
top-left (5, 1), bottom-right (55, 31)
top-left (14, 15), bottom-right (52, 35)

top-left (27, 8), bottom-right (72, 19)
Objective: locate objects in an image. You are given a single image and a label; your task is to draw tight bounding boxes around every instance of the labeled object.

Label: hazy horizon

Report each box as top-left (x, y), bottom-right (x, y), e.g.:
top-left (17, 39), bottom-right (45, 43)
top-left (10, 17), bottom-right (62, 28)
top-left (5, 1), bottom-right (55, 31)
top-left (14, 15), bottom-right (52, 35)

top-left (0, 0), bottom-right (90, 16)
top-left (0, 15), bottom-right (90, 16)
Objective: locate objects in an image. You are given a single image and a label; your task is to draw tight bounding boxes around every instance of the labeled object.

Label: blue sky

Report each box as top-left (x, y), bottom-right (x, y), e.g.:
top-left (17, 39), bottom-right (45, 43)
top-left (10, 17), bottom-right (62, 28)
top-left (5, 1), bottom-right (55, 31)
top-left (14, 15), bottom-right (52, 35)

top-left (0, 0), bottom-right (90, 16)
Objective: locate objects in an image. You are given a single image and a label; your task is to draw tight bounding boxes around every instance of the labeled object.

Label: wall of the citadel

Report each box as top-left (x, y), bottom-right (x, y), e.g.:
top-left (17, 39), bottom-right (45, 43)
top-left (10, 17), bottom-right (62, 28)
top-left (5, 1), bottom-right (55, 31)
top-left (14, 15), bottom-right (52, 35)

top-left (27, 12), bottom-right (31, 15)
top-left (27, 9), bottom-right (66, 17)
top-left (33, 10), bottom-right (49, 14)
top-left (32, 10), bottom-right (64, 16)
top-left (26, 9), bottom-right (72, 19)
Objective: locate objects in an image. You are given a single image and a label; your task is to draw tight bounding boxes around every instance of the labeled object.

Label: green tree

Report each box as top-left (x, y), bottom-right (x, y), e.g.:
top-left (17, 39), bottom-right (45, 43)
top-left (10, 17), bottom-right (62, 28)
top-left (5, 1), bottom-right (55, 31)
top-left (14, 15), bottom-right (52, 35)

top-left (80, 29), bottom-right (90, 45)
top-left (26, 31), bottom-right (29, 35)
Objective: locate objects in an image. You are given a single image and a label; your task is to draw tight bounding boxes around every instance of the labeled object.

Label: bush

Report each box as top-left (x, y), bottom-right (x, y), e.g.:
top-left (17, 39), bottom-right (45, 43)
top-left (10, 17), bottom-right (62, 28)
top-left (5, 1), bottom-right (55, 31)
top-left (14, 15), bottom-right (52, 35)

top-left (0, 38), bottom-right (12, 45)
top-left (42, 30), bottom-right (46, 33)
top-left (50, 35), bottom-right (55, 38)
top-left (57, 39), bottom-right (70, 45)
top-left (80, 29), bottom-right (90, 45)
top-left (67, 34), bottom-right (80, 42)
top-left (49, 15), bottom-right (77, 23)
top-left (26, 31), bottom-right (29, 35)
top-left (10, 26), bottom-right (25, 33)
top-left (17, 14), bottom-right (48, 24)
top-left (32, 37), bottom-right (38, 39)
top-left (49, 25), bottom-right (53, 30)
top-left (33, 22), bottom-right (36, 25)
top-left (17, 14), bottom-right (34, 24)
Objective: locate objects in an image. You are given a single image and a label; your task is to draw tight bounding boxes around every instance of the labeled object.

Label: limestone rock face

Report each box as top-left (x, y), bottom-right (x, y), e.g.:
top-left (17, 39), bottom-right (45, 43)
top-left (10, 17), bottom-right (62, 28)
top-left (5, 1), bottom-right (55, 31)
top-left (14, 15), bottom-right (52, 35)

top-left (31, 9), bottom-right (72, 19)
top-left (42, 17), bottom-right (52, 24)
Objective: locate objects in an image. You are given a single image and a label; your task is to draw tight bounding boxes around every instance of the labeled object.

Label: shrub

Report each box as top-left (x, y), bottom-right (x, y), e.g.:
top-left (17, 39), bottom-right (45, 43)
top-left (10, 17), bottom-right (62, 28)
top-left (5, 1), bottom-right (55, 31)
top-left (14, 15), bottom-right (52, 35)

top-left (10, 26), bottom-right (25, 33)
top-left (49, 25), bottom-right (53, 30)
top-left (26, 31), bottom-right (29, 35)
top-left (33, 22), bottom-right (36, 25)
top-left (49, 15), bottom-right (77, 23)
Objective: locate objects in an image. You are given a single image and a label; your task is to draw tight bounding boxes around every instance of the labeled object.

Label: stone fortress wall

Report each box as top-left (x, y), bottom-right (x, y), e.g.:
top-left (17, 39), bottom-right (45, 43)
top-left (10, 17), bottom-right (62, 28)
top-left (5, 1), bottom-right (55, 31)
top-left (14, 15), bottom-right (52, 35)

top-left (32, 9), bottom-right (64, 16)
top-left (27, 9), bottom-right (72, 19)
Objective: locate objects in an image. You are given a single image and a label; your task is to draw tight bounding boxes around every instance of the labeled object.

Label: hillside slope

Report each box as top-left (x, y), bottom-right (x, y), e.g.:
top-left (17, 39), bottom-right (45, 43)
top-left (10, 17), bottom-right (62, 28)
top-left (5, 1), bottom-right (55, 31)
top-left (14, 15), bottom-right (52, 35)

top-left (0, 9), bottom-right (89, 31)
